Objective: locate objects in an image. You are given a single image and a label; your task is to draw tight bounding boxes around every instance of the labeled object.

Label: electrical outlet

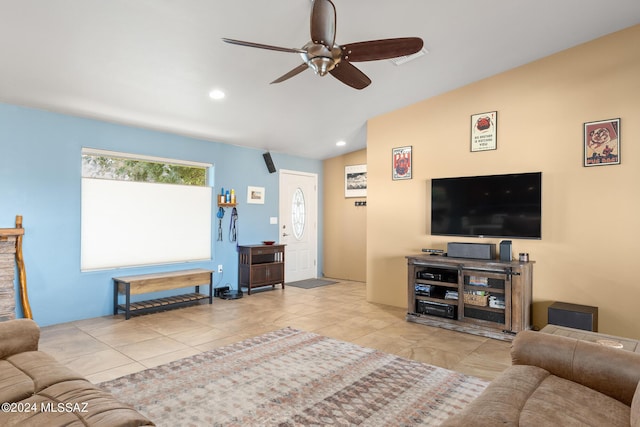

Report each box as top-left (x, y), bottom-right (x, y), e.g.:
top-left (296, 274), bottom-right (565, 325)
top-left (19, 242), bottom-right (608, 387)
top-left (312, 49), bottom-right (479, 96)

top-left (217, 264), bottom-right (223, 273)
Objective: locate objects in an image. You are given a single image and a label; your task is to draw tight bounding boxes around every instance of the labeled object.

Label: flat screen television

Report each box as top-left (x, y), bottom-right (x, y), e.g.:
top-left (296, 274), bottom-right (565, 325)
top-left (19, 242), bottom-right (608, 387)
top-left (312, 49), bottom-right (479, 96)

top-left (431, 172), bottom-right (542, 239)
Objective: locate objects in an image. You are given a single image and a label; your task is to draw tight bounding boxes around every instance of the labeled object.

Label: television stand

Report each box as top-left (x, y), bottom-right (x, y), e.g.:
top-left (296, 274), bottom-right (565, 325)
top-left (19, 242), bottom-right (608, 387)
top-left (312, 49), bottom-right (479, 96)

top-left (406, 254), bottom-right (533, 340)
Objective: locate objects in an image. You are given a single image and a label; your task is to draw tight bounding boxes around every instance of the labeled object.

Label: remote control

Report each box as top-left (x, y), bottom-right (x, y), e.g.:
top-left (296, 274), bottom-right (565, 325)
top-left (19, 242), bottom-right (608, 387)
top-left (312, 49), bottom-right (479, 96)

top-left (422, 248), bottom-right (444, 254)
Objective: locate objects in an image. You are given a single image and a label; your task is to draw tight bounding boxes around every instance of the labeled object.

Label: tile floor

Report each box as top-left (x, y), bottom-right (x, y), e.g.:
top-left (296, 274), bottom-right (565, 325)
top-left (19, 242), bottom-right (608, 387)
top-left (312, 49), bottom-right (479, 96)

top-left (39, 280), bottom-right (512, 384)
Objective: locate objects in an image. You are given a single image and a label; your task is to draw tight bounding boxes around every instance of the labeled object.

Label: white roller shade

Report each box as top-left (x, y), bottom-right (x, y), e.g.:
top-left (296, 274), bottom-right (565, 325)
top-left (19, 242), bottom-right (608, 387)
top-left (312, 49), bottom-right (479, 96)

top-left (81, 178), bottom-right (212, 271)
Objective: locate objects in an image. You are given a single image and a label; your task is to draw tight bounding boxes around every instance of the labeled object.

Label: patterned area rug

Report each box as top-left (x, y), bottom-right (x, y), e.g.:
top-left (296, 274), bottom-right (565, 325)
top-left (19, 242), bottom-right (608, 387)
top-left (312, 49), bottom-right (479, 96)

top-left (286, 278), bottom-right (338, 289)
top-left (100, 328), bottom-right (487, 426)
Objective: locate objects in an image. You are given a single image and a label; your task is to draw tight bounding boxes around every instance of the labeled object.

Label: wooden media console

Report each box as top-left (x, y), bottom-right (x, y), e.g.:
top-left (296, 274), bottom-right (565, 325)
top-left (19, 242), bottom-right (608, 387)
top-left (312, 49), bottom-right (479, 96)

top-left (406, 254), bottom-right (533, 341)
top-left (113, 268), bottom-right (213, 319)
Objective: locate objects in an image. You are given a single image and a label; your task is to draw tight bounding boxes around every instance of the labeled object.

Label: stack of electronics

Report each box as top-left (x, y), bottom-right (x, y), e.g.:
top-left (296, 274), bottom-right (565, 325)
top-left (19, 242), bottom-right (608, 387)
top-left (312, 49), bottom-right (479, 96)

top-left (489, 295), bottom-right (505, 309)
top-left (414, 267), bottom-right (460, 319)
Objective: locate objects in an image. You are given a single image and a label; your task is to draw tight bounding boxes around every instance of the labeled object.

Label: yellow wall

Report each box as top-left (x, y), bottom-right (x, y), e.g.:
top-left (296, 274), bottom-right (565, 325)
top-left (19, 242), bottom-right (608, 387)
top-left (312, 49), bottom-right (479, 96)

top-left (323, 149), bottom-right (367, 281)
top-left (366, 25), bottom-right (640, 339)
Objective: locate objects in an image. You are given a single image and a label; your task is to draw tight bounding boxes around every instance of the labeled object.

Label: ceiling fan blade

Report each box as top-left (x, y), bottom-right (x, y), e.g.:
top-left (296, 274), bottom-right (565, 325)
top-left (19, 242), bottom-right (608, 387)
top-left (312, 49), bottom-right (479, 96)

top-left (222, 38), bottom-right (306, 54)
top-left (329, 61), bottom-right (371, 90)
top-left (310, 0), bottom-right (336, 48)
top-left (271, 63), bottom-right (309, 84)
top-left (341, 37), bottom-right (424, 62)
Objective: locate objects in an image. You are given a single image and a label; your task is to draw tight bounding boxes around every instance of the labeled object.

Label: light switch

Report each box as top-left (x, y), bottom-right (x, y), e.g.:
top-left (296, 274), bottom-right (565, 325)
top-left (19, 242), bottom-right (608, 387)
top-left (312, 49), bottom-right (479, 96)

top-left (270, 217), bottom-right (278, 225)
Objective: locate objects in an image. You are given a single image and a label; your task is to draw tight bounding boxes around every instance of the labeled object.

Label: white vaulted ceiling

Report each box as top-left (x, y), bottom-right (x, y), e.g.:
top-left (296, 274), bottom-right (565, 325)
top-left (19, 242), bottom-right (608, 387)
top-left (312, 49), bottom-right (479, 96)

top-left (1, 0), bottom-right (639, 159)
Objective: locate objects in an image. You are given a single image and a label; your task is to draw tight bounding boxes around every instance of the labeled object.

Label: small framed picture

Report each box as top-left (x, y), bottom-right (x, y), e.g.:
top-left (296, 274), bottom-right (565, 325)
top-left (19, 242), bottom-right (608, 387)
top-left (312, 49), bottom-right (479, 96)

top-left (392, 146), bottom-right (412, 180)
top-left (584, 118), bottom-right (620, 166)
top-left (345, 164), bottom-right (367, 198)
top-left (247, 186), bottom-right (265, 204)
top-left (471, 111), bottom-right (497, 152)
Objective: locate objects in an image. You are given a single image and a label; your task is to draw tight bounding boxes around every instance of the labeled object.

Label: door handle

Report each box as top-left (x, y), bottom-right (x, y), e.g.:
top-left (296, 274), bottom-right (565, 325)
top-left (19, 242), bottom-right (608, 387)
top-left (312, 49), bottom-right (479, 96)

top-left (282, 232), bottom-right (289, 237)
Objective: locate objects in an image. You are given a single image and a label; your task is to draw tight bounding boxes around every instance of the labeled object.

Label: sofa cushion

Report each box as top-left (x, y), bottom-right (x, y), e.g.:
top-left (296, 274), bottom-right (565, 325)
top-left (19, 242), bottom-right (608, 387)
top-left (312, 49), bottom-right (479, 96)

top-left (1, 379), bottom-right (154, 427)
top-left (2, 351), bottom-right (154, 426)
top-left (0, 318), bottom-right (39, 359)
top-left (0, 360), bottom-right (34, 402)
top-left (6, 350), bottom-right (85, 393)
top-left (512, 330), bottom-right (640, 405)
top-left (41, 379), bottom-right (153, 427)
top-left (520, 374), bottom-right (630, 426)
top-left (441, 365), bottom-right (549, 426)
top-left (441, 364), bottom-right (630, 427)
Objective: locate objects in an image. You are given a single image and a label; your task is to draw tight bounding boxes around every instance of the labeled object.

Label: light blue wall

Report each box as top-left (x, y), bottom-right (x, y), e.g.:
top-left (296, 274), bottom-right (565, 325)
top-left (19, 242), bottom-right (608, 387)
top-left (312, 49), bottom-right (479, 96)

top-left (0, 103), bottom-right (323, 326)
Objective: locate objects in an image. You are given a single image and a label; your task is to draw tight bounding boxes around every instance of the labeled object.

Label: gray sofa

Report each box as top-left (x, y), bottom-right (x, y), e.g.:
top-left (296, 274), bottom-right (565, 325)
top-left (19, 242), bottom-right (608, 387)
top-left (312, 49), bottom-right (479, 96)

top-left (0, 318), bottom-right (153, 426)
top-left (442, 330), bottom-right (640, 426)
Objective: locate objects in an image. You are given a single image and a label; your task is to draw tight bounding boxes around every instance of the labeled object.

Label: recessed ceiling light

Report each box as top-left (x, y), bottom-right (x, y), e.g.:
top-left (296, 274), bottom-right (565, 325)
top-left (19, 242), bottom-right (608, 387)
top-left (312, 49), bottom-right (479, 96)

top-left (209, 89), bottom-right (225, 100)
top-left (336, 140), bottom-right (346, 146)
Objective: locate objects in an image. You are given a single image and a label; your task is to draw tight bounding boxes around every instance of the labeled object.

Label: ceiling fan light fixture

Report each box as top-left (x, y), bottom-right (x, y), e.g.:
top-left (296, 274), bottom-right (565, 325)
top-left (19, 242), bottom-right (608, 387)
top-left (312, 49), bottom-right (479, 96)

top-left (308, 56), bottom-right (334, 76)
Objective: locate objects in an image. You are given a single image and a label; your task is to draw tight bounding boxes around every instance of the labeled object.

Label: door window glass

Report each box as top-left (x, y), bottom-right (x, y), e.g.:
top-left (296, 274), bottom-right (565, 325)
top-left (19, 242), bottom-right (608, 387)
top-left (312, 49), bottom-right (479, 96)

top-left (292, 188), bottom-right (305, 240)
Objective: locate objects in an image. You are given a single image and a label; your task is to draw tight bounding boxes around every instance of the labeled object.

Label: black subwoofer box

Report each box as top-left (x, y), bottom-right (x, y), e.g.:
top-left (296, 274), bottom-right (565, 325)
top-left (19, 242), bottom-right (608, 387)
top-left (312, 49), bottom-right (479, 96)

top-left (548, 301), bottom-right (598, 332)
top-left (447, 242), bottom-right (496, 260)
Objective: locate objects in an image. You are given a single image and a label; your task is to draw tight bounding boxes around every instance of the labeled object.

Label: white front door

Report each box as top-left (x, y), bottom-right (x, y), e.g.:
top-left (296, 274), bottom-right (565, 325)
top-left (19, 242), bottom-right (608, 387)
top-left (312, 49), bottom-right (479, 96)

top-left (279, 170), bottom-right (318, 282)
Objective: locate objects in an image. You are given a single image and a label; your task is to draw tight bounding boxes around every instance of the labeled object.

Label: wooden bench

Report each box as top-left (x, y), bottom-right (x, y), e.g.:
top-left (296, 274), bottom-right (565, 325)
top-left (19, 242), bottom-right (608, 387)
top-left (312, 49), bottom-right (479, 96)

top-left (113, 268), bottom-right (213, 319)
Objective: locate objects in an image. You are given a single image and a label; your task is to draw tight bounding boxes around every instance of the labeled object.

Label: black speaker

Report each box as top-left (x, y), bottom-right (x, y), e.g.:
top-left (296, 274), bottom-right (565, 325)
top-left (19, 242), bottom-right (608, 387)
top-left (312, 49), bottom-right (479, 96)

top-left (499, 240), bottom-right (512, 261)
top-left (263, 152), bottom-right (276, 173)
top-left (548, 302), bottom-right (598, 332)
top-left (447, 242), bottom-right (496, 260)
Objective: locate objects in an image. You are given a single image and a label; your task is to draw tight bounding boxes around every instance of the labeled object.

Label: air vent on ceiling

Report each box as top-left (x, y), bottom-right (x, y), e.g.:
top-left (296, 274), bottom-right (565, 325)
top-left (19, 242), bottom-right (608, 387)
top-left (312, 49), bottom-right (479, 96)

top-left (389, 47), bottom-right (428, 66)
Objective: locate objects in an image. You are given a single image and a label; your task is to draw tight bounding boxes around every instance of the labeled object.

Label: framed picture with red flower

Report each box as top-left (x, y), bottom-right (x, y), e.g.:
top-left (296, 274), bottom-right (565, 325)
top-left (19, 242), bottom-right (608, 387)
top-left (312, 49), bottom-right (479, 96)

top-left (392, 146), bottom-right (412, 180)
top-left (471, 111), bottom-right (497, 152)
top-left (584, 118), bottom-right (620, 166)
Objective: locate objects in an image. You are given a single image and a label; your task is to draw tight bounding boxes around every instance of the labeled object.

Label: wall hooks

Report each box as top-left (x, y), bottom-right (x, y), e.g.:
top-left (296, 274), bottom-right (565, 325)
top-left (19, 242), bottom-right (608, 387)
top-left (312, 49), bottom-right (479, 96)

top-left (355, 201), bottom-right (367, 207)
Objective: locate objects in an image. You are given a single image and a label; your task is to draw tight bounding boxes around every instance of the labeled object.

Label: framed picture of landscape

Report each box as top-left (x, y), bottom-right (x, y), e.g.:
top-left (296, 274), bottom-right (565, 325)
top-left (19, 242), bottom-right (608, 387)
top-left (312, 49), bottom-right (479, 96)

top-left (345, 164), bottom-right (367, 198)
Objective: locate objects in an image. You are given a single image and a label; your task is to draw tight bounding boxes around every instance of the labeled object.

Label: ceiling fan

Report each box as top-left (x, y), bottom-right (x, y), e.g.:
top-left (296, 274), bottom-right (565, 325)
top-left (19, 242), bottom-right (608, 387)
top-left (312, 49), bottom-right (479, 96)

top-left (222, 0), bottom-right (423, 89)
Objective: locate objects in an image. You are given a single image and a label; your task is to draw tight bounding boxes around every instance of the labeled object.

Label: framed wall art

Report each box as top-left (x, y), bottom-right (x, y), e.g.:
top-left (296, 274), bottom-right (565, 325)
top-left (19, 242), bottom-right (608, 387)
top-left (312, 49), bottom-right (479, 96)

top-left (584, 118), bottom-right (620, 166)
top-left (247, 186), bottom-right (265, 204)
top-left (471, 111), bottom-right (497, 152)
top-left (345, 164), bottom-right (367, 198)
top-left (392, 146), bottom-right (412, 180)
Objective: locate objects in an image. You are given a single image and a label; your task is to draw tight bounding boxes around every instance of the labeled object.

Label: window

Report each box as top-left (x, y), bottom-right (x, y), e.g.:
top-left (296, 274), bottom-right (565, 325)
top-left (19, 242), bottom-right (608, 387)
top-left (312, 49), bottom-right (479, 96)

top-left (81, 148), bottom-right (212, 271)
top-left (292, 187), bottom-right (305, 240)
top-left (82, 152), bottom-right (207, 186)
